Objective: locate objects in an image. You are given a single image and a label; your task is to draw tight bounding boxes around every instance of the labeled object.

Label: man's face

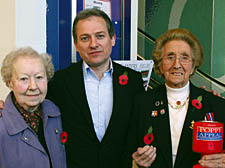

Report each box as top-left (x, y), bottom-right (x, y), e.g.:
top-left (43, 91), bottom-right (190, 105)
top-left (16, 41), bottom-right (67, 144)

top-left (74, 16), bottom-right (115, 69)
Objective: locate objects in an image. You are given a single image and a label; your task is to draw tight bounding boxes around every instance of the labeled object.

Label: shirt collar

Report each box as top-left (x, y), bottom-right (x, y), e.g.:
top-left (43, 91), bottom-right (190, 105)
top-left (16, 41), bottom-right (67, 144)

top-left (83, 59), bottom-right (113, 79)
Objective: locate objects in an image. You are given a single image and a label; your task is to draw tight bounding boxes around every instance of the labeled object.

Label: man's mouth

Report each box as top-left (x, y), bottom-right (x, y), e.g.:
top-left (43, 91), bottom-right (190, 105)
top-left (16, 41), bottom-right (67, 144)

top-left (89, 50), bottom-right (101, 55)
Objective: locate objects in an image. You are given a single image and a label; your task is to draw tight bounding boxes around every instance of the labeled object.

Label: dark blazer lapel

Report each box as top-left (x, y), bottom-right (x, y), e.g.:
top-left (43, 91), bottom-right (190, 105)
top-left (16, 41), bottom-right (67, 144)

top-left (174, 83), bottom-right (206, 167)
top-left (103, 63), bottom-right (124, 137)
top-left (152, 85), bottom-right (173, 167)
top-left (102, 62), bottom-right (141, 141)
top-left (111, 63), bottom-right (126, 114)
top-left (66, 61), bottom-right (96, 132)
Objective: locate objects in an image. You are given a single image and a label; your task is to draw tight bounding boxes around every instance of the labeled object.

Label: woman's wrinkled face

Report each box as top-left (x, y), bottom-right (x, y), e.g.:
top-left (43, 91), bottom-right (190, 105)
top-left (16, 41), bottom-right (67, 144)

top-left (9, 56), bottom-right (47, 111)
top-left (160, 40), bottom-right (194, 88)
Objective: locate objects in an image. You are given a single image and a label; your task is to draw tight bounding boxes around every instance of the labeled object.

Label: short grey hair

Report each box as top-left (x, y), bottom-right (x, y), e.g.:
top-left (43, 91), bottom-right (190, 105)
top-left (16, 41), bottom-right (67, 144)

top-left (1, 47), bottom-right (54, 87)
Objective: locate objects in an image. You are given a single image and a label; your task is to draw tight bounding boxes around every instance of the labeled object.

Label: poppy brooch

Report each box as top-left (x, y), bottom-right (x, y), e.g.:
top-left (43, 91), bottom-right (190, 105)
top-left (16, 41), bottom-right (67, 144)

top-left (190, 96), bottom-right (203, 129)
top-left (60, 131), bottom-right (68, 144)
top-left (119, 71), bottom-right (128, 85)
top-left (144, 126), bottom-right (154, 145)
top-left (192, 95), bottom-right (202, 110)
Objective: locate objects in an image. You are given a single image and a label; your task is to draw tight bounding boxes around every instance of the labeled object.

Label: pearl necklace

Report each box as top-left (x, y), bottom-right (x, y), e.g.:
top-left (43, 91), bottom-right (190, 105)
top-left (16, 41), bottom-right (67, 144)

top-left (168, 96), bottom-right (189, 110)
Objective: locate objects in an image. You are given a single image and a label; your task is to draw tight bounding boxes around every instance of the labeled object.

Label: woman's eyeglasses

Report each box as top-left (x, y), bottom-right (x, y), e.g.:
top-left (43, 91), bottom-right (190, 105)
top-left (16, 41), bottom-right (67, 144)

top-left (163, 55), bottom-right (192, 65)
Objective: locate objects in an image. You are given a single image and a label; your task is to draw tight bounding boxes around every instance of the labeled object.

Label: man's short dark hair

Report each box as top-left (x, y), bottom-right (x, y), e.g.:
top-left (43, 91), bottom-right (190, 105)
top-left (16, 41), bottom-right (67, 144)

top-left (72, 8), bottom-right (115, 42)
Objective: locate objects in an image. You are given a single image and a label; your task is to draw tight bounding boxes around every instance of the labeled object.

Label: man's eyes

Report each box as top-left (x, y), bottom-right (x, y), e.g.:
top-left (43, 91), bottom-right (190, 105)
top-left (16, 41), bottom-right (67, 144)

top-left (96, 34), bottom-right (105, 39)
top-left (80, 34), bottom-right (105, 41)
top-left (80, 36), bottom-right (89, 41)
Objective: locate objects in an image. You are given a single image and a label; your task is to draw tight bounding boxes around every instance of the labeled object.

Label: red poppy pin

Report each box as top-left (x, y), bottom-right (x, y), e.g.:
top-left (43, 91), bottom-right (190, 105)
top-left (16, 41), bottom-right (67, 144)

top-left (144, 126), bottom-right (154, 145)
top-left (119, 71), bottom-right (128, 85)
top-left (60, 131), bottom-right (68, 144)
top-left (193, 164), bottom-right (202, 168)
top-left (192, 95), bottom-right (202, 110)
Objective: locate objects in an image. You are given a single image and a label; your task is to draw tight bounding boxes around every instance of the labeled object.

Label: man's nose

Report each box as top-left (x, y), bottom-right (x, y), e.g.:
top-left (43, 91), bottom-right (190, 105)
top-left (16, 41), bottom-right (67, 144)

top-left (90, 36), bottom-right (97, 48)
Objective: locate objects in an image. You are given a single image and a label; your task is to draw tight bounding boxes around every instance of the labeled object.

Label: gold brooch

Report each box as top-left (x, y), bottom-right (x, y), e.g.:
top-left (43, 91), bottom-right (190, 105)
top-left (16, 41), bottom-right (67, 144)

top-left (189, 120), bottom-right (195, 129)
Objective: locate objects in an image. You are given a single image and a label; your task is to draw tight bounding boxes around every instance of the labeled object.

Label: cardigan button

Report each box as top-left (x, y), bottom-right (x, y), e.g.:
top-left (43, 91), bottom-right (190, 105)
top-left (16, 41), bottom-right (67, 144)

top-left (55, 128), bottom-right (59, 134)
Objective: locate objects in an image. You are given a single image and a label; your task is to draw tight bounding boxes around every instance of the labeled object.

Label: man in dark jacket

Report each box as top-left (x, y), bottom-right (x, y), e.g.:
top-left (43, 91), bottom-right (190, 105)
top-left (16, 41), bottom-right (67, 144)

top-left (47, 8), bottom-right (145, 168)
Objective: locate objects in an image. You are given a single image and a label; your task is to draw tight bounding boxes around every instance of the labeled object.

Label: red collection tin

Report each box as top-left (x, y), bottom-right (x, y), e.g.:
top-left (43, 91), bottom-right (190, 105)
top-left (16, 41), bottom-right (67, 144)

top-left (192, 121), bottom-right (223, 155)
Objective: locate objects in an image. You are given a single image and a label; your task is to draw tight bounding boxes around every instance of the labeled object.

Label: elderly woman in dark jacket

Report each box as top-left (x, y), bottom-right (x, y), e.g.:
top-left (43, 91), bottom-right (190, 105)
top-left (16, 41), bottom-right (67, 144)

top-left (0, 47), bottom-right (67, 168)
top-left (129, 28), bottom-right (225, 168)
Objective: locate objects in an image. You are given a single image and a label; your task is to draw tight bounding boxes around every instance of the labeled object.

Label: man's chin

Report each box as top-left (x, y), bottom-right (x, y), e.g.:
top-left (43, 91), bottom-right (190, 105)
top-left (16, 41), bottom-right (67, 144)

top-left (87, 59), bottom-right (110, 68)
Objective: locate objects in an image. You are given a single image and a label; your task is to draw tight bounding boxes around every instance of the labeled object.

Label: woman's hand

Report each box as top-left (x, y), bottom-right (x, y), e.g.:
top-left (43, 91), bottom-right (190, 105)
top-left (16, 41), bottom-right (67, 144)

top-left (132, 145), bottom-right (156, 168)
top-left (200, 86), bottom-right (222, 97)
top-left (199, 153), bottom-right (225, 168)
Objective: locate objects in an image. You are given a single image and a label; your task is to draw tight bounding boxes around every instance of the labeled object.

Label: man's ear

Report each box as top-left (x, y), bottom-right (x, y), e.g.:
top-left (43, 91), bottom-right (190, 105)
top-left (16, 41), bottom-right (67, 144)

top-left (111, 34), bottom-right (116, 47)
top-left (74, 40), bottom-right (79, 52)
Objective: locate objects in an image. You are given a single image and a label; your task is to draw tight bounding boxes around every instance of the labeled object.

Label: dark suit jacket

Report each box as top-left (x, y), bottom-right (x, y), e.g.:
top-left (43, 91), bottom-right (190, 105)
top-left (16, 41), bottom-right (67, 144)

top-left (128, 82), bottom-right (225, 168)
top-left (47, 60), bottom-right (144, 168)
